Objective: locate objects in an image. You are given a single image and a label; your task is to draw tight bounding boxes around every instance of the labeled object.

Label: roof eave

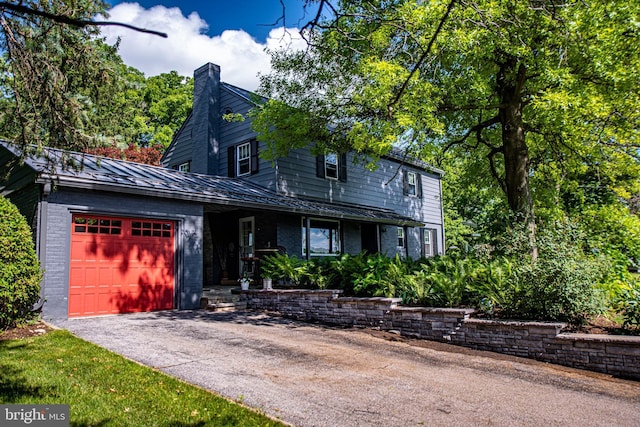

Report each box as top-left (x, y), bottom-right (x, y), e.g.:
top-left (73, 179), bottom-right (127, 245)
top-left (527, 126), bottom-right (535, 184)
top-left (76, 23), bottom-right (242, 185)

top-left (39, 175), bottom-right (423, 227)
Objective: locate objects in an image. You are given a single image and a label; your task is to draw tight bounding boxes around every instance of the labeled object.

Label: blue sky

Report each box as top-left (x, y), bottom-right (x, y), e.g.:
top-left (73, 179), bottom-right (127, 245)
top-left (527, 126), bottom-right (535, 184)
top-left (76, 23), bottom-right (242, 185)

top-left (109, 0), bottom-right (308, 42)
top-left (102, 1), bottom-right (310, 89)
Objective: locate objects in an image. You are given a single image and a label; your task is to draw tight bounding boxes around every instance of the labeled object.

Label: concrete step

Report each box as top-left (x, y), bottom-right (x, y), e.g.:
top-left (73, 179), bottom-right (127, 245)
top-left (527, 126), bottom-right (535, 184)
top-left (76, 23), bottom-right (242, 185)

top-left (205, 301), bottom-right (247, 312)
top-left (201, 286), bottom-right (249, 312)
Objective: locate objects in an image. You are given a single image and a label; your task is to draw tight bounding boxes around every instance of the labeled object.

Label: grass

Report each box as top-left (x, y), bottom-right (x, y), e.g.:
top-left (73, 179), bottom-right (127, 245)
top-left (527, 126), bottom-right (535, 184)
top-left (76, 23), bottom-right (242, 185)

top-left (0, 330), bottom-right (285, 427)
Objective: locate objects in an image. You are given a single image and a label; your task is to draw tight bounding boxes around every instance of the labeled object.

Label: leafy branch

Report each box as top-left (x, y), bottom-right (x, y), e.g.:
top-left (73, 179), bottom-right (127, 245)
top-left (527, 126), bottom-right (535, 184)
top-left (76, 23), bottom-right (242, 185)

top-left (0, 1), bottom-right (167, 37)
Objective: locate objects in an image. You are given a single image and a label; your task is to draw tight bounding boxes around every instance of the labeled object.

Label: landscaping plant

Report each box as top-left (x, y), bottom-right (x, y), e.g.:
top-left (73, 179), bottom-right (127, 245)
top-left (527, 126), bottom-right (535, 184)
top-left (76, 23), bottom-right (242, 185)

top-left (498, 221), bottom-right (608, 323)
top-left (0, 196), bottom-right (42, 329)
top-left (614, 281), bottom-right (640, 329)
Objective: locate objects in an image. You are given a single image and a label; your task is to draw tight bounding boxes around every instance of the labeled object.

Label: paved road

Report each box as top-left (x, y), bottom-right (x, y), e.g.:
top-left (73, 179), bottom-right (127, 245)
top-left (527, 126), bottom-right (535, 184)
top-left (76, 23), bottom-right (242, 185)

top-left (57, 310), bottom-right (640, 427)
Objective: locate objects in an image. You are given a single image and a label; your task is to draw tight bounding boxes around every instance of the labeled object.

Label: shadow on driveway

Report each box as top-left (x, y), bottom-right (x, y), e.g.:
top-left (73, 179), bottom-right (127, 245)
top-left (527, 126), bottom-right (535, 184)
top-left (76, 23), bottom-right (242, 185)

top-left (59, 309), bottom-right (640, 427)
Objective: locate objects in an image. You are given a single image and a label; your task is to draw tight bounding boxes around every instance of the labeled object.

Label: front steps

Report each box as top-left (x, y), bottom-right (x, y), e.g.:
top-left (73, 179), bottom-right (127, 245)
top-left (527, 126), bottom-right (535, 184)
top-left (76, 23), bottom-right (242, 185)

top-left (201, 286), bottom-right (247, 312)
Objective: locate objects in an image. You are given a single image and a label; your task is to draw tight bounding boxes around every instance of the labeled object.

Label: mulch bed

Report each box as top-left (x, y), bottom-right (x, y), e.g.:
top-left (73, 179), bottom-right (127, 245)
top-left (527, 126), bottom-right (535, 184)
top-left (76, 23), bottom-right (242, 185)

top-left (0, 322), bottom-right (54, 341)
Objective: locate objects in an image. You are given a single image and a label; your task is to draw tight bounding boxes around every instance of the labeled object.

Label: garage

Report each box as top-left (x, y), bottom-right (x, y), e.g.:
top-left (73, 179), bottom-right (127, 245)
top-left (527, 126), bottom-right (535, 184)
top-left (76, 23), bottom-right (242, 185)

top-left (69, 214), bottom-right (175, 317)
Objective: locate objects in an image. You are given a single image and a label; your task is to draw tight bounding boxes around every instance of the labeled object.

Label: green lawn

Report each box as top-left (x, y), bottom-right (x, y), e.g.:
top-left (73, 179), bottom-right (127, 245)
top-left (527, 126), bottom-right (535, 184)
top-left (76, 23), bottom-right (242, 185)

top-left (0, 330), bottom-right (285, 427)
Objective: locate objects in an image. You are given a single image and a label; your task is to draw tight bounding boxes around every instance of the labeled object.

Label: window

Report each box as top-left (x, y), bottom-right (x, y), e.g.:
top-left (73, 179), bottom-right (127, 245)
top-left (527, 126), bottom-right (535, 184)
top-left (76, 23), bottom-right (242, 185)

top-left (132, 221), bottom-right (173, 238)
top-left (228, 140), bottom-right (259, 177)
top-left (423, 228), bottom-right (437, 257)
top-left (237, 142), bottom-right (251, 176)
top-left (178, 162), bottom-right (190, 172)
top-left (403, 170), bottom-right (422, 198)
top-left (302, 219), bottom-right (341, 256)
top-left (73, 216), bottom-right (121, 235)
top-left (407, 172), bottom-right (417, 196)
top-left (397, 227), bottom-right (405, 248)
top-left (324, 153), bottom-right (338, 179)
top-left (316, 152), bottom-right (347, 181)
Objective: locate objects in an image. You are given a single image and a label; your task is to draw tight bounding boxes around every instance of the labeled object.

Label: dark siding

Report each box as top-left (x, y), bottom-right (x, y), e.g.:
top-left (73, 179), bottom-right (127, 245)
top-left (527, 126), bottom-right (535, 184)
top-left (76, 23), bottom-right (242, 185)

top-left (162, 115), bottom-right (194, 169)
top-left (276, 149), bottom-right (442, 222)
top-left (219, 86), bottom-right (276, 188)
top-left (274, 148), bottom-right (444, 256)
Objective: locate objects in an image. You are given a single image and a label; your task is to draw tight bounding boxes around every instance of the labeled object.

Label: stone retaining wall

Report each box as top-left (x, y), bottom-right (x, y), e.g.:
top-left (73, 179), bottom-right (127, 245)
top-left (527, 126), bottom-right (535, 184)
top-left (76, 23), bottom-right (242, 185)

top-left (243, 289), bottom-right (640, 380)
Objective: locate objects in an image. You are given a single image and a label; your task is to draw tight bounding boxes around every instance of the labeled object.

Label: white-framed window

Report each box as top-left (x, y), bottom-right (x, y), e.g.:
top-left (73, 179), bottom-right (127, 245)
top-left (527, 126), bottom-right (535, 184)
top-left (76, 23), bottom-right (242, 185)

top-left (324, 153), bottom-right (339, 180)
top-left (178, 162), bottom-right (190, 172)
top-left (237, 142), bottom-right (251, 176)
top-left (423, 228), bottom-right (437, 257)
top-left (316, 152), bottom-right (347, 181)
top-left (406, 171), bottom-right (417, 196)
top-left (302, 218), bottom-right (341, 257)
top-left (397, 227), bottom-right (405, 248)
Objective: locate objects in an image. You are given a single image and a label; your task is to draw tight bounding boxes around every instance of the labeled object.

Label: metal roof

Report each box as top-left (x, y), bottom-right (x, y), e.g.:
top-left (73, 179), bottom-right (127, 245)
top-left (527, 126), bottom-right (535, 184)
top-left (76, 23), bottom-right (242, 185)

top-left (0, 141), bottom-right (423, 226)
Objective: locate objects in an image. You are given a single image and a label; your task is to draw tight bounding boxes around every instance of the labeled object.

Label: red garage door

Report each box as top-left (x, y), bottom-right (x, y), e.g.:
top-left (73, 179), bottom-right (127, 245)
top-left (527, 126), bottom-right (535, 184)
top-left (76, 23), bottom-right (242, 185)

top-left (69, 215), bottom-right (175, 317)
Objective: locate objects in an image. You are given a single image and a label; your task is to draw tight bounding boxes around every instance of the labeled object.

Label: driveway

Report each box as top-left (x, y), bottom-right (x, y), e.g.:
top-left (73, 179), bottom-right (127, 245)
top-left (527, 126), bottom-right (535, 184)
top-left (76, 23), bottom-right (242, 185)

top-left (58, 310), bottom-right (640, 426)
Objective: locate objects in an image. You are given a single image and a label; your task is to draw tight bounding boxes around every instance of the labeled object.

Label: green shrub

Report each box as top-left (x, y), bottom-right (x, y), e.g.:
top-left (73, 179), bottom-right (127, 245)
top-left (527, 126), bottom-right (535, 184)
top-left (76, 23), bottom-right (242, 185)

top-left (260, 253), bottom-right (306, 286)
top-left (500, 220), bottom-right (607, 323)
top-left (399, 268), bottom-right (437, 305)
top-left (345, 254), bottom-right (418, 298)
top-left (0, 196), bottom-right (42, 329)
top-left (466, 257), bottom-right (514, 315)
top-left (613, 281), bottom-right (640, 329)
top-left (328, 252), bottom-right (368, 295)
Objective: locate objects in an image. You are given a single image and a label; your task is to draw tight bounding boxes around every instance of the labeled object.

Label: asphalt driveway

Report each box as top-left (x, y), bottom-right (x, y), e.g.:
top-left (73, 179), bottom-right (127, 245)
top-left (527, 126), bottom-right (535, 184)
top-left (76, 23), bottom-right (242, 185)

top-left (57, 310), bottom-right (640, 426)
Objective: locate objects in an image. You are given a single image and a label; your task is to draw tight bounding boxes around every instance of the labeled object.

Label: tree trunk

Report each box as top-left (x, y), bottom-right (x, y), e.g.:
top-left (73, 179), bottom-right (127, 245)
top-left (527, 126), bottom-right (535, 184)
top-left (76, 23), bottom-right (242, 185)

top-left (497, 58), bottom-right (538, 259)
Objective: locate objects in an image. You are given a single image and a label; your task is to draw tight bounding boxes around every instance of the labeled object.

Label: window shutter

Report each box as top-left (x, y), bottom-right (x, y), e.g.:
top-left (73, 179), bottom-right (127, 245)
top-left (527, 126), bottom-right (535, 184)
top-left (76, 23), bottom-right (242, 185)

top-left (316, 154), bottom-right (325, 178)
top-left (432, 229), bottom-right (438, 255)
top-left (416, 173), bottom-right (423, 198)
top-left (227, 146), bottom-right (236, 177)
top-left (402, 170), bottom-right (409, 196)
top-left (250, 140), bottom-right (259, 174)
top-left (339, 153), bottom-right (347, 182)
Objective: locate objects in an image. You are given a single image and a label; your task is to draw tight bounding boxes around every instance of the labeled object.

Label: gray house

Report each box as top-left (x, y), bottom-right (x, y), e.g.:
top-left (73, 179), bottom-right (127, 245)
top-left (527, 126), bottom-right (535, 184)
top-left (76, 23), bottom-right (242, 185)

top-left (0, 62), bottom-right (444, 321)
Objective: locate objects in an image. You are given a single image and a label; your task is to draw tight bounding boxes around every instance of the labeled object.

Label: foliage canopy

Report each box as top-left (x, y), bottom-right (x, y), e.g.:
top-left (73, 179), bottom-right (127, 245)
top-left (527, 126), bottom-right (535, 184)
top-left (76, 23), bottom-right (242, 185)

top-left (254, 0), bottom-right (640, 252)
top-left (0, 1), bottom-right (192, 161)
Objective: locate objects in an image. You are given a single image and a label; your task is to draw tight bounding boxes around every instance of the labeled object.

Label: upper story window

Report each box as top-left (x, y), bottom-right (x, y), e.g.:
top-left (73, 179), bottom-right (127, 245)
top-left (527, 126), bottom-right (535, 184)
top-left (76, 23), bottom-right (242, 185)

top-left (228, 140), bottom-right (259, 177)
top-left (177, 162), bottom-right (190, 172)
top-left (237, 143), bottom-right (251, 176)
top-left (403, 170), bottom-right (422, 198)
top-left (316, 152), bottom-right (347, 182)
top-left (325, 153), bottom-right (339, 179)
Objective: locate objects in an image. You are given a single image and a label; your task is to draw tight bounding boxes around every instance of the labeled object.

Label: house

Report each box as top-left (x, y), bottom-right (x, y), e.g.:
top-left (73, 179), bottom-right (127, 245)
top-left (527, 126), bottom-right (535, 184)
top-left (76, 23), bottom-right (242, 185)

top-left (0, 62), bottom-right (444, 321)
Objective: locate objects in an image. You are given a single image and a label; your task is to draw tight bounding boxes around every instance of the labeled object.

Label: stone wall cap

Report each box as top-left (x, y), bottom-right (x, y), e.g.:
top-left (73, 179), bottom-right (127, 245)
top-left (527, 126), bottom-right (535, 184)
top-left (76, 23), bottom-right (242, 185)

top-left (335, 297), bottom-right (402, 303)
top-left (464, 318), bottom-right (567, 328)
top-left (556, 333), bottom-right (640, 344)
top-left (393, 306), bottom-right (475, 315)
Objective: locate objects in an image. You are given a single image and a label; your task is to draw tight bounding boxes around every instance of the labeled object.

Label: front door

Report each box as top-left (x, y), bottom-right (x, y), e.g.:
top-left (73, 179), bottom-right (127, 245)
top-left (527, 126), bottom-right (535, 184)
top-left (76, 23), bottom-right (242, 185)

top-left (239, 216), bottom-right (255, 275)
top-left (361, 223), bottom-right (379, 254)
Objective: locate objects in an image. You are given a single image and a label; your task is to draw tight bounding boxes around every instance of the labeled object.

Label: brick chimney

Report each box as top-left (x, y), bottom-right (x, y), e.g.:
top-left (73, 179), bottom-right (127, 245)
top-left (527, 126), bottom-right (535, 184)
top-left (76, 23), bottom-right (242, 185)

top-left (190, 63), bottom-right (221, 175)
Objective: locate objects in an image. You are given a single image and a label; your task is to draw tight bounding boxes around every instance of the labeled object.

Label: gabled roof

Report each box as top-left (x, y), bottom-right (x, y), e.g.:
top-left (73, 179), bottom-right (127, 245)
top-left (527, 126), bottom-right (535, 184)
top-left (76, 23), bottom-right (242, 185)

top-left (221, 82), bottom-right (265, 105)
top-left (0, 140), bottom-right (423, 227)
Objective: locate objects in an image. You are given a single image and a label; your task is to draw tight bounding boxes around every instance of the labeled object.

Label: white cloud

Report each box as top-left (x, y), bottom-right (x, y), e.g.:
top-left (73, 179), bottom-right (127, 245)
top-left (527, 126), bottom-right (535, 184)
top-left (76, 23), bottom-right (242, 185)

top-left (100, 3), bottom-right (306, 90)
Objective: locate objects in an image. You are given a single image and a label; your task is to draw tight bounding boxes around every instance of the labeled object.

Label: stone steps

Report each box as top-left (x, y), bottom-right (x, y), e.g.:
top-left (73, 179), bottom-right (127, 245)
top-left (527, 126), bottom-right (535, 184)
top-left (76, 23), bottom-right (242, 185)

top-left (201, 286), bottom-right (248, 312)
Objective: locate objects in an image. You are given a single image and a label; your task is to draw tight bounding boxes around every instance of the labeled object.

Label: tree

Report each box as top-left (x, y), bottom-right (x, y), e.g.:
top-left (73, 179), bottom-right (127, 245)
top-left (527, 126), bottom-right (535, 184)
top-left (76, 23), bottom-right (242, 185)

top-left (0, 0), bottom-right (166, 157)
top-left (86, 142), bottom-right (164, 165)
top-left (253, 0), bottom-right (640, 255)
top-left (0, 195), bottom-right (42, 329)
top-left (142, 71), bottom-right (193, 149)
